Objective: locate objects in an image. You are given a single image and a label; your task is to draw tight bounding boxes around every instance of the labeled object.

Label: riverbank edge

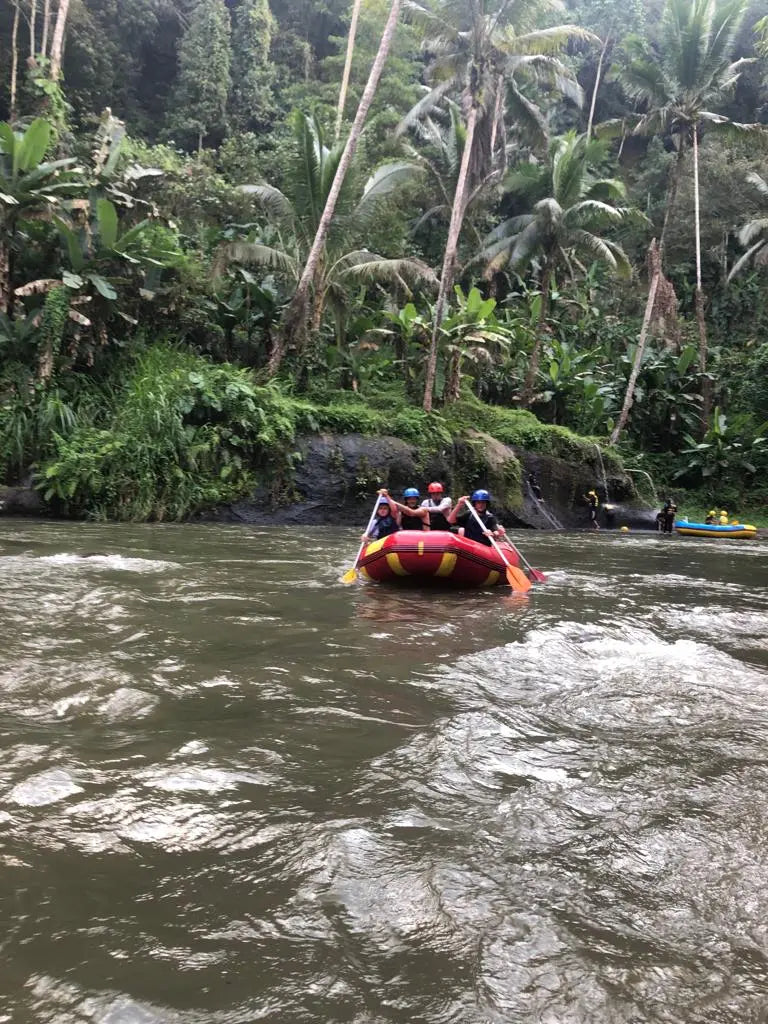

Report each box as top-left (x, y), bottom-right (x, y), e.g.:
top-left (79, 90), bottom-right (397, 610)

top-left (1, 426), bottom-right (650, 530)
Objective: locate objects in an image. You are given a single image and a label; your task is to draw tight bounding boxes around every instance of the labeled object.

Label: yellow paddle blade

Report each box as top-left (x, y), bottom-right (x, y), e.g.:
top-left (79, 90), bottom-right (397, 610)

top-left (506, 564), bottom-right (532, 593)
top-left (341, 567), bottom-right (358, 584)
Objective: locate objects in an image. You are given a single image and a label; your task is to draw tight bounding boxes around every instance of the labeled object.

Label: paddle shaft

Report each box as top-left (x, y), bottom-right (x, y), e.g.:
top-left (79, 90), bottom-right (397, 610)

top-left (464, 500), bottom-right (544, 583)
top-left (504, 536), bottom-right (544, 581)
top-left (351, 497), bottom-right (382, 572)
top-left (464, 501), bottom-right (517, 571)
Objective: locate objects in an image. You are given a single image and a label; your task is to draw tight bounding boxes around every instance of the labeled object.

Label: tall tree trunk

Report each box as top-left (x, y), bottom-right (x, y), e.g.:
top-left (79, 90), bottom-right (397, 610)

top-left (272, 0), bottom-right (402, 376)
top-left (30, 0), bottom-right (37, 57)
top-left (42, 0), bottom-right (51, 57)
top-left (610, 240), bottom-right (661, 445)
top-left (10, 0), bottom-right (20, 122)
top-left (422, 100), bottom-right (478, 411)
top-left (489, 75), bottom-right (503, 156)
top-left (692, 125), bottom-right (711, 429)
top-left (520, 263), bottom-right (552, 408)
top-left (586, 33), bottom-right (610, 140)
top-left (659, 144), bottom-right (685, 261)
top-left (446, 351), bottom-right (462, 402)
top-left (334, 0), bottom-right (363, 141)
top-left (49, 0), bottom-right (71, 79)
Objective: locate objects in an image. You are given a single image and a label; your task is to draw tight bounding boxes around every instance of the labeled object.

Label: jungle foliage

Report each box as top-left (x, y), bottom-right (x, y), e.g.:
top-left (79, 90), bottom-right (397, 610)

top-left (1, 0), bottom-right (768, 518)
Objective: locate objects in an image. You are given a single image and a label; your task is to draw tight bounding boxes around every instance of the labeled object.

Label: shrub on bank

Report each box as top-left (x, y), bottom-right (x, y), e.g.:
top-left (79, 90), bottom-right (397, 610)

top-left (29, 344), bottom-right (623, 521)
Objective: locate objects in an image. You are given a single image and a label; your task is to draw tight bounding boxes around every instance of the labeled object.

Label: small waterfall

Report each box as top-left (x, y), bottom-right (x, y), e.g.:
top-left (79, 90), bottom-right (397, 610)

top-left (593, 444), bottom-right (610, 504)
top-left (624, 468), bottom-right (659, 508)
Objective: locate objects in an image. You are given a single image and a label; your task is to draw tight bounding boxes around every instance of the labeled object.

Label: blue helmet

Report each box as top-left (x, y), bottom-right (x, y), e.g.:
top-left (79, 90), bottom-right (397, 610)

top-left (471, 489), bottom-right (491, 503)
top-left (403, 487), bottom-right (420, 499)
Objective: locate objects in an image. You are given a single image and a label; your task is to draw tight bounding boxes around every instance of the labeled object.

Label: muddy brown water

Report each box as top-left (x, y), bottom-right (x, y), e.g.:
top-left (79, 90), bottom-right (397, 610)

top-left (1, 520), bottom-right (767, 1023)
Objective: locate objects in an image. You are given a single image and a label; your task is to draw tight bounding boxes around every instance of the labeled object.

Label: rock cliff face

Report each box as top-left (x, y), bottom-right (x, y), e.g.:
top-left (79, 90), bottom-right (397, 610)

top-left (0, 485), bottom-right (44, 517)
top-left (1, 432), bottom-right (657, 529)
top-left (206, 431), bottom-right (653, 530)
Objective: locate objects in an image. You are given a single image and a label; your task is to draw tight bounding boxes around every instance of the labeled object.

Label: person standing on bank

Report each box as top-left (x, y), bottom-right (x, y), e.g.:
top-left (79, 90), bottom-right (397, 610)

top-left (446, 490), bottom-right (507, 547)
top-left (584, 489), bottom-right (600, 530)
top-left (420, 481), bottom-right (452, 531)
top-left (383, 488), bottom-right (430, 531)
top-left (660, 496), bottom-right (677, 534)
top-left (362, 494), bottom-right (400, 541)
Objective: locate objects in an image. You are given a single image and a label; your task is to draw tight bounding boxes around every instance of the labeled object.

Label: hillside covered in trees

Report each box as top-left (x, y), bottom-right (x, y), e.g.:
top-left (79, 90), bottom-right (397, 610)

top-left (1, 0), bottom-right (768, 521)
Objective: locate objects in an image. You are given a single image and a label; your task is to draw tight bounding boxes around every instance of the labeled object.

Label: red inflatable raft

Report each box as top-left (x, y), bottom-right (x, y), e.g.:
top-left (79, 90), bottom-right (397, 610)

top-left (357, 530), bottom-right (520, 587)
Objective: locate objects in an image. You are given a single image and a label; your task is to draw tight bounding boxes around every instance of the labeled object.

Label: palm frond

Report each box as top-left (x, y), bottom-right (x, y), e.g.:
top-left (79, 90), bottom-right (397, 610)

top-left (563, 199), bottom-right (632, 229)
top-left (699, 114), bottom-right (768, 148)
top-left (212, 242), bottom-right (299, 281)
top-left (737, 217), bottom-right (768, 246)
top-left (359, 161), bottom-right (425, 208)
top-left (584, 177), bottom-right (627, 202)
top-left (500, 24), bottom-right (598, 56)
top-left (746, 171), bottom-right (768, 200)
top-left (238, 184), bottom-right (294, 226)
top-left (506, 80), bottom-right (548, 147)
top-left (395, 80), bottom-right (456, 136)
top-left (617, 57), bottom-right (671, 109)
top-left (551, 134), bottom-right (585, 208)
top-left (727, 239), bottom-right (767, 281)
top-left (570, 229), bottom-right (631, 277)
top-left (334, 251), bottom-right (438, 291)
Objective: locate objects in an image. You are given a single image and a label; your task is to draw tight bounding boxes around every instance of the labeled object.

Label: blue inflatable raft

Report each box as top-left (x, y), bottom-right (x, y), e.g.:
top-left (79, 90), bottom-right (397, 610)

top-left (674, 520), bottom-right (757, 539)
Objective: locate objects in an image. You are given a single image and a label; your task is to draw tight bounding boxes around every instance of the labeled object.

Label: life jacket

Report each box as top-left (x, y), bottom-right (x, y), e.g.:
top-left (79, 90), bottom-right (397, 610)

top-left (369, 514), bottom-right (399, 540)
top-left (663, 503), bottom-right (677, 518)
top-left (587, 493), bottom-right (599, 510)
top-left (423, 497), bottom-right (450, 531)
top-left (400, 509), bottom-right (426, 531)
top-left (462, 508), bottom-right (497, 546)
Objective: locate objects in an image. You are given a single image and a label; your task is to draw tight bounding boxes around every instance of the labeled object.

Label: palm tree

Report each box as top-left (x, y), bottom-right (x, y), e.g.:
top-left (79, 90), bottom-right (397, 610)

top-left (399, 0), bottom-right (595, 411)
top-left (727, 172), bottom-right (768, 280)
top-left (479, 131), bottom-right (639, 406)
top-left (617, 0), bottom-right (762, 424)
top-left (402, 101), bottom-right (488, 261)
top-left (217, 112), bottom-right (435, 366)
top-left (278, 0), bottom-right (404, 367)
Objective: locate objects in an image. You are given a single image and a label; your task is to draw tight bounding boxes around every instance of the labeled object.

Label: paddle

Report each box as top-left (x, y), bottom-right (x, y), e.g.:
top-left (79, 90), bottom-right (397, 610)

top-left (507, 543), bottom-right (548, 584)
top-left (464, 501), bottom-right (532, 594)
top-left (340, 496), bottom-right (381, 584)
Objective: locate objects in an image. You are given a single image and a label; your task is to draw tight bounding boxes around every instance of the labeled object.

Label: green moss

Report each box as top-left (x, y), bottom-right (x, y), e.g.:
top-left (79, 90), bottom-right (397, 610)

top-left (444, 397), bottom-right (619, 470)
top-left (452, 432), bottom-right (523, 510)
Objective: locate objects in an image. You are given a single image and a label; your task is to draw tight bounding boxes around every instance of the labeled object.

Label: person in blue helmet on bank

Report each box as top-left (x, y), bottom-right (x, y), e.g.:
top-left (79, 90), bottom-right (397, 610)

top-left (446, 489), bottom-right (506, 547)
top-left (380, 487), bottom-right (430, 531)
top-left (362, 494), bottom-right (401, 541)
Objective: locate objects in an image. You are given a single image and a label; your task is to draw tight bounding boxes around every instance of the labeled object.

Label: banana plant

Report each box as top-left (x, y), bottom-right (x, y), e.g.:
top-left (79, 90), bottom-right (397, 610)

top-left (441, 286), bottom-right (513, 402)
top-left (0, 118), bottom-right (84, 313)
top-left (14, 197), bottom-right (182, 368)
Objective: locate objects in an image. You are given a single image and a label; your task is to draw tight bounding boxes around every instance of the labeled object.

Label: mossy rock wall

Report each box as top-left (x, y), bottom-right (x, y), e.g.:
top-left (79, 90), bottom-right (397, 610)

top-left (208, 429), bottom-right (636, 528)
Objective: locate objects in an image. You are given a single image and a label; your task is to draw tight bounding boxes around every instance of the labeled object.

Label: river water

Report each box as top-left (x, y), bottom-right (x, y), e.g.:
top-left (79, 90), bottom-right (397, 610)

top-left (1, 520), bottom-right (767, 1023)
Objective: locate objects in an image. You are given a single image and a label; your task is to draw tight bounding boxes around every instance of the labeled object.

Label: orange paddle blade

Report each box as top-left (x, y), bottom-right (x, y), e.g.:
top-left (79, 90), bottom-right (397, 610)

top-left (506, 564), bottom-right (532, 593)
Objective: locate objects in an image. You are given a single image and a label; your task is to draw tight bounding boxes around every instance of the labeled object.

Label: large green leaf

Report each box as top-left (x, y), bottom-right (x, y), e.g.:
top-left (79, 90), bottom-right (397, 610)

top-left (0, 123), bottom-right (15, 162)
top-left (96, 199), bottom-right (119, 250)
top-left (53, 216), bottom-right (86, 273)
top-left (15, 119), bottom-right (51, 175)
top-left (87, 273), bottom-right (118, 300)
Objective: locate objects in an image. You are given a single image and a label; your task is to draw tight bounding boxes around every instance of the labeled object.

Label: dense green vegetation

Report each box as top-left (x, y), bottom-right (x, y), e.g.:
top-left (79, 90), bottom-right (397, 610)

top-left (1, 0), bottom-right (768, 520)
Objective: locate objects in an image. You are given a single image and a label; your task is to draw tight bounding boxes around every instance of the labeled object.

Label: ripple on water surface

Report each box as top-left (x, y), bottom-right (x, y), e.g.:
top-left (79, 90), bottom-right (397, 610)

top-left (0, 522), bottom-right (767, 1023)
